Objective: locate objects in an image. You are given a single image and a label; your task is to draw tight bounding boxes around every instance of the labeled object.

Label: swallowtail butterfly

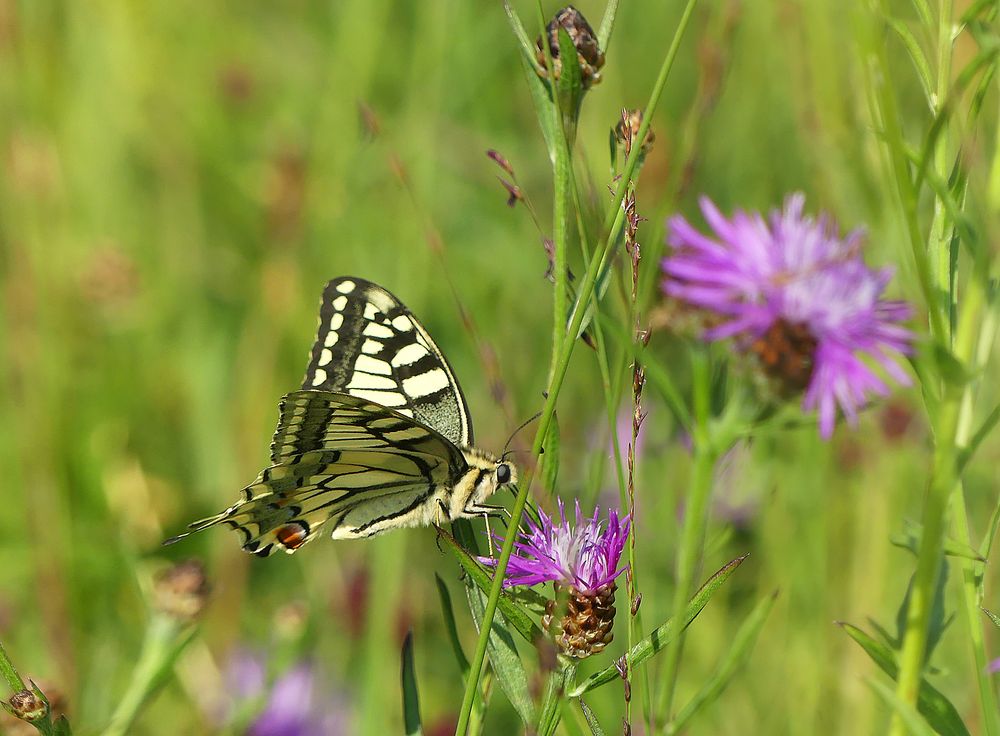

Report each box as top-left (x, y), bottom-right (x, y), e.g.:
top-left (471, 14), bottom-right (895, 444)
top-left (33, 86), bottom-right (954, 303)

top-left (166, 277), bottom-right (516, 556)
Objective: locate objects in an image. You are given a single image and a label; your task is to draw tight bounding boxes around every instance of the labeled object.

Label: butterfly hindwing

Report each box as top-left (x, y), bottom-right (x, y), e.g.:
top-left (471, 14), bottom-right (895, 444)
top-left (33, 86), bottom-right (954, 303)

top-left (184, 392), bottom-right (466, 554)
top-left (302, 277), bottom-right (474, 446)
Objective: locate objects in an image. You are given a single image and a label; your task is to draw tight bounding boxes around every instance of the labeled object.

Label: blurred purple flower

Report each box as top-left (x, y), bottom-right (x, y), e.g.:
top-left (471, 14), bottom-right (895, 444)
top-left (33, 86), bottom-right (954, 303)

top-left (223, 651), bottom-right (350, 736)
top-left (482, 499), bottom-right (629, 594)
top-left (662, 193), bottom-right (912, 438)
top-left (988, 658), bottom-right (1000, 675)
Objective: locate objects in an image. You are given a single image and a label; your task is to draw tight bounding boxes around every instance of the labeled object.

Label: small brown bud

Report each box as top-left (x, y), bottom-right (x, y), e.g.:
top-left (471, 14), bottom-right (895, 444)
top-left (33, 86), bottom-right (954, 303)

top-left (535, 6), bottom-right (605, 89)
top-left (8, 689), bottom-right (47, 722)
top-left (630, 593), bottom-right (642, 616)
top-left (153, 560), bottom-right (210, 623)
top-left (614, 109), bottom-right (655, 159)
top-left (486, 149), bottom-right (515, 177)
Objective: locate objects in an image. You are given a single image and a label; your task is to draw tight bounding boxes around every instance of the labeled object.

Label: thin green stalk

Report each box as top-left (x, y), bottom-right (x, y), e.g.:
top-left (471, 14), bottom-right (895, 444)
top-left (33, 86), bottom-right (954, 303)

top-left (928, 0), bottom-right (955, 332)
top-left (656, 348), bottom-right (717, 723)
top-left (864, 0), bottom-right (948, 342)
top-left (102, 616), bottom-right (196, 736)
top-left (534, 0), bottom-right (572, 384)
top-left (891, 276), bottom-right (985, 731)
top-left (454, 3), bottom-right (701, 731)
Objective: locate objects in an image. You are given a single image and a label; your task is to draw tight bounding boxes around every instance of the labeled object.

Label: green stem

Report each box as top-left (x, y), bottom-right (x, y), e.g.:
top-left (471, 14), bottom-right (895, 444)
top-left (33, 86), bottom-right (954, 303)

top-left (891, 276), bottom-right (984, 730)
top-left (453, 3), bottom-right (701, 732)
top-left (656, 348), bottom-right (717, 723)
top-left (101, 616), bottom-right (195, 736)
top-left (536, 662), bottom-right (575, 736)
top-left (865, 0), bottom-right (948, 342)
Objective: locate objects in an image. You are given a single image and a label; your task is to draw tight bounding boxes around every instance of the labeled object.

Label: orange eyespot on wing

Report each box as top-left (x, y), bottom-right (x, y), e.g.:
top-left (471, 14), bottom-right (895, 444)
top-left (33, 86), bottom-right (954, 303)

top-left (276, 522), bottom-right (310, 551)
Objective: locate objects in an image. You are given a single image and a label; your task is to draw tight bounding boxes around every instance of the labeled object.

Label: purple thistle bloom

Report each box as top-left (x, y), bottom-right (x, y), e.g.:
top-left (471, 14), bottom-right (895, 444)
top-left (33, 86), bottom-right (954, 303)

top-left (221, 651), bottom-right (350, 736)
top-left (483, 499), bottom-right (630, 594)
top-left (662, 193), bottom-right (913, 438)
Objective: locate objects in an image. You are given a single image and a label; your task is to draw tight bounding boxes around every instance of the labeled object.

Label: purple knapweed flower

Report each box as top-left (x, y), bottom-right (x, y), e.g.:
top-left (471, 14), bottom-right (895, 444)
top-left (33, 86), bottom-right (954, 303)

top-left (221, 651), bottom-right (350, 736)
top-left (662, 193), bottom-right (912, 438)
top-left (483, 499), bottom-right (629, 594)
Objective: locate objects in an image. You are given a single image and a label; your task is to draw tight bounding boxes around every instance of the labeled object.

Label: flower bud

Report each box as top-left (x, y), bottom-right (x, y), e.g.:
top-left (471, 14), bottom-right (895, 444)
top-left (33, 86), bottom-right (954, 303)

top-left (535, 6), bottom-right (605, 89)
top-left (153, 559), bottom-right (210, 623)
top-left (7, 688), bottom-right (47, 722)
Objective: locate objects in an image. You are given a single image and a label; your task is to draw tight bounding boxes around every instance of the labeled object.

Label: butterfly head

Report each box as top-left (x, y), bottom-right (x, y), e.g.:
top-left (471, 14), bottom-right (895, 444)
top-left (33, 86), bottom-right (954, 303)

top-left (455, 448), bottom-right (517, 519)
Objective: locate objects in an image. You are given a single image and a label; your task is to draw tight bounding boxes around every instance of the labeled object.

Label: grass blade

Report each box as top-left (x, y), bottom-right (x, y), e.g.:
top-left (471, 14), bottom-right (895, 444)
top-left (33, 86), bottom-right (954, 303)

top-left (667, 590), bottom-right (778, 733)
top-left (401, 632), bottom-right (424, 736)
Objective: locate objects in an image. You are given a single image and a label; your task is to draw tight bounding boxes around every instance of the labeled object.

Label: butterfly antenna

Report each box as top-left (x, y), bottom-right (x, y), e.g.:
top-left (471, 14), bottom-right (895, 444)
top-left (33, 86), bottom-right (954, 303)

top-left (502, 412), bottom-right (543, 460)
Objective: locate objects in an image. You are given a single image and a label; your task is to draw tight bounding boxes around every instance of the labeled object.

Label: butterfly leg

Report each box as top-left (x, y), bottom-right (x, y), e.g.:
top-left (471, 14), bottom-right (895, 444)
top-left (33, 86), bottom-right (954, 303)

top-left (484, 512), bottom-right (495, 557)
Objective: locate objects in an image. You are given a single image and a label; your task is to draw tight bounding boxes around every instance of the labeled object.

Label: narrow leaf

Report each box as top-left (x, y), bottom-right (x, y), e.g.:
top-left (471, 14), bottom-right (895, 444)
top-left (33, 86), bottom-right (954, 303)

top-left (668, 590), bottom-right (778, 733)
top-left (981, 607), bottom-right (1000, 629)
top-left (886, 18), bottom-right (934, 108)
top-left (400, 632), bottom-right (423, 736)
top-left (434, 574), bottom-right (470, 674)
top-left (890, 520), bottom-right (985, 562)
top-left (838, 623), bottom-right (971, 736)
top-left (578, 698), bottom-right (606, 736)
top-left (503, 0), bottom-right (540, 69)
top-left (866, 677), bottom-right (938, 736)
top-left (438, 527), bottom-right (543, 643)
top-left (539, 414), bottom-right (560, 495)
top-left (570, 555), bottom-right (749, 696)
top-left (597, 0), bottom-right (620, 51)
top-left (448, 522), bottom-right (536, 725)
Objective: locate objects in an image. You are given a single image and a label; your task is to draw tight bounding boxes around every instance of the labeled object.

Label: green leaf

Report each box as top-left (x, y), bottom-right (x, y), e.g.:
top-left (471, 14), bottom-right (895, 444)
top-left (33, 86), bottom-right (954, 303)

top-left (400, 632), bottom-right (423, 736)
top-left (981, 607), bottom-right (1000, 629)
top-left (555, 26), bottom-right (584, 133)
top-left (570, 554), bottom-right (749, 696)
top-left (867, 677), bottom-right (939, 736)
top-left (578, 699), bottom-right (606, 736)
top-left (446, 523), bottom-right (537, 726)
top-left (519, 47), bottom-right (558, 161)
top-left (928, 343), bottom-right (972, 389)
top-left (959, 401), bottom-right (1000, 477)
top-left (465, 582), bottom-right (535, 726)
top-left (886, 18), bottom-right (934, 109)
top-left (909, 0), bottom-right (933, 26)
top-left (838, 622), bottom-right (971, 736)
top-left (536, 664), bottom-right (574, 736)
top-left (890, 520), bottom-right (985, 562)
top-left (539, 414), bottom-right (560, 495)
top-left (434, 574), bottom-right (470, 675)
top-left (503, 0), bottom-right (540, 71)
top-left (437, 527), bottom-right (543, 643)
top-left (668, 590), bottom-right (778, 733)
top-left (596, 0), bottom-right (620, 51)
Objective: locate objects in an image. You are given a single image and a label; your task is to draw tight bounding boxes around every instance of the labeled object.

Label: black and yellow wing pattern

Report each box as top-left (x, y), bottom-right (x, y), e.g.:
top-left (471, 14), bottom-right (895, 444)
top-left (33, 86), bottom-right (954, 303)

top-left (167, 277), bottom-right (512, 556)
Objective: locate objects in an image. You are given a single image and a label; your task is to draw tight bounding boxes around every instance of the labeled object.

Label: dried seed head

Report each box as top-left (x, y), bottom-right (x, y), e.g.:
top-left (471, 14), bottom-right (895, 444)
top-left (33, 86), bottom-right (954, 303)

top-left (614, 109), bottom-right (655, 159)
top-left (541, 583), bottom-right (617, 659)
top-left (535, 6), bottom-right (605, 89)
top-left (153, 559), bottom-right (210, 623)
top-left (7, 689), bottom-right (47, 722)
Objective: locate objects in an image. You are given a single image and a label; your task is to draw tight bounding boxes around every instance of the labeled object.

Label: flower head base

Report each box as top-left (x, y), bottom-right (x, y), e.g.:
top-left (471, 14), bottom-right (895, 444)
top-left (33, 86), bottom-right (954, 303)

top-left (662, 194), bottom-right (913, 438)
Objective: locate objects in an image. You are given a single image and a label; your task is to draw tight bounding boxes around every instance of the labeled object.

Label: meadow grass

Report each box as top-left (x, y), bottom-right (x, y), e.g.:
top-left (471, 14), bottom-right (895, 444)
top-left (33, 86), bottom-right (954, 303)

top-left (1, 1), bottom-right (999, 734)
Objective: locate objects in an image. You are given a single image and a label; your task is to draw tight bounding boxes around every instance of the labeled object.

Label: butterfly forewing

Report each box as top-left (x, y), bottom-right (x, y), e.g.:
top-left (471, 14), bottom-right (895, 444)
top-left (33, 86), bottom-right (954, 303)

top-left (303, 277), bottom-right (474, 446)
top-left (167, 277), bottom-right (514, 556)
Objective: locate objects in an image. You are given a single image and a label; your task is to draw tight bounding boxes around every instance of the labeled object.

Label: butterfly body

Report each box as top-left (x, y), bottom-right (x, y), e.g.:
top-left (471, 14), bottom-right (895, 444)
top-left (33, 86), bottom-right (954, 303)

top-left (167, 277), bottom-right (515, 556)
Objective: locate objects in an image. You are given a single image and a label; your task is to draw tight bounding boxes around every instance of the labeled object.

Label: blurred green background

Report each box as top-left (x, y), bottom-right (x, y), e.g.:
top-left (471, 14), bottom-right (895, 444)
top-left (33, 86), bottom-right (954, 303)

top-left (1, 0), bottom-right (997, 734)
